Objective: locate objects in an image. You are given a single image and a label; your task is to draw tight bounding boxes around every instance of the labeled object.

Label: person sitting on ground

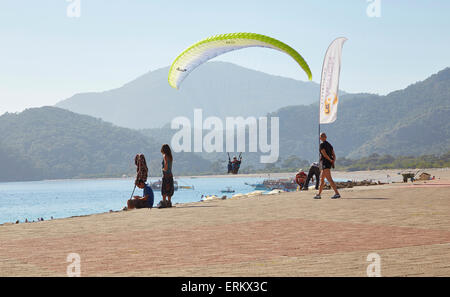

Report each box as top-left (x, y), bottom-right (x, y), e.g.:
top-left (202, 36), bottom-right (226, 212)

top-left (127, 179), bottom-right (154, 209)
top-left (303, 162), bottom-right (321, 191)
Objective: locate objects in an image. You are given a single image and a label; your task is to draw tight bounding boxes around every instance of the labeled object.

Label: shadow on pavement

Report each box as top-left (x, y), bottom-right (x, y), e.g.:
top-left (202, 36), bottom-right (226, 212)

top-left (342, 197), bottom-right (390, 200)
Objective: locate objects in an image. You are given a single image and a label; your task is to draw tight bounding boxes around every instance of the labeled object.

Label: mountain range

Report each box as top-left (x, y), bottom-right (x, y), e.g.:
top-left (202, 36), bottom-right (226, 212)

top-left (272, 67), bottom-right (450, 160)
top-left (56, 62), bottom-right (323, 129)
top-left (0, 107), bottom-right (211, 182)
top-left (141, 67), bottom-right (450, 163)
top-left (0, 65), bottom-right (448, 182)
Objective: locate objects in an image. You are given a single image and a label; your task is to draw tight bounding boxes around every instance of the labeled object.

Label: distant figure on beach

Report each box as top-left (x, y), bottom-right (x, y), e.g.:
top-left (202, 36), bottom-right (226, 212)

top-left (314, 133), bottom-right (341, 199)
top-left (157, 144), bottom-right (174, 208)
top-left (295, 169), bottom-right (307, 190)
top-left (303, 162), bottom-right (320, 190)
top-left (127, 179), bottom-right (154, 209)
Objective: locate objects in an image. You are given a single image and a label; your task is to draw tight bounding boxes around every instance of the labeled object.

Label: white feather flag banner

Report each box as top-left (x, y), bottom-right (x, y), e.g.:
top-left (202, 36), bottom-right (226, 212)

top-left (319, 37), bottom-right (347, 124)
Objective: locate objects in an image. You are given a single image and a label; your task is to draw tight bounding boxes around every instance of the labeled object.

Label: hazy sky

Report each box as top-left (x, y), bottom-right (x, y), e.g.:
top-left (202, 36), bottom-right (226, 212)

top-left (1, 0), bottom-right (449, 115)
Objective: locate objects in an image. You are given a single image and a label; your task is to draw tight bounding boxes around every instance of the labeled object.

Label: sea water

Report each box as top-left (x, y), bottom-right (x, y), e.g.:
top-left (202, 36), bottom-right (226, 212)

top-left (0, 176), bottom-right (267, 224)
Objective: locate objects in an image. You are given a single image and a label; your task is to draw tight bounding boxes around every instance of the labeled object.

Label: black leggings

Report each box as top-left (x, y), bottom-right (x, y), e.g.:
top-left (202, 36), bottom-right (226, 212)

top-left (304, 167), bottom-right (320, 190)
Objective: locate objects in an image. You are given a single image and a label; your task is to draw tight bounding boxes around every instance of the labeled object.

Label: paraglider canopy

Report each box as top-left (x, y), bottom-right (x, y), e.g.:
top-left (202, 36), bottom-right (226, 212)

top-left (168, 33), bottom-right (312, 89)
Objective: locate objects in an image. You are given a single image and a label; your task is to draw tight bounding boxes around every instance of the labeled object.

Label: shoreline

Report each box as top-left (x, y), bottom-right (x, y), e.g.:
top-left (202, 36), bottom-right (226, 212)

top-left (1, 168), bottom-right (447, 227)
top-left (0, 167), bottom-right (448, 184)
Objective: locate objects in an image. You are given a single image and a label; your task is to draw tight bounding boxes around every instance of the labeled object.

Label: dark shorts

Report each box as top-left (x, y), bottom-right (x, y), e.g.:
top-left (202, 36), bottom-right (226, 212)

top-left (128, 198), bottom-right (150, 209)
top-left (321, 160), bottom-right (332, 170)
top-left (162, 173), bottom-right (174, 197)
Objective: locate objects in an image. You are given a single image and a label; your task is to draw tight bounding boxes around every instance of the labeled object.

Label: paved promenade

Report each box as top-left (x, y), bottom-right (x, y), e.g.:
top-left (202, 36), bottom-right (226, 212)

top-left (1, 170), bottom-right (449, 276)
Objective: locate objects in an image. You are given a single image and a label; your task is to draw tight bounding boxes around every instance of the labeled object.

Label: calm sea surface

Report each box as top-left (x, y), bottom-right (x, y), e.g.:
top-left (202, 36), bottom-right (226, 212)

top-left (0, 176), bottom-right (270, 224)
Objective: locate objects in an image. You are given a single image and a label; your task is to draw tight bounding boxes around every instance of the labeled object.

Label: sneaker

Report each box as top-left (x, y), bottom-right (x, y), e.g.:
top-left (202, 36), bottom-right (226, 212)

top-left (313, 194), bottom-right (321, 199)
top-left (167, 201), bottom-right (172, 208)
top-left (331, 194), bottom-right (341, 199)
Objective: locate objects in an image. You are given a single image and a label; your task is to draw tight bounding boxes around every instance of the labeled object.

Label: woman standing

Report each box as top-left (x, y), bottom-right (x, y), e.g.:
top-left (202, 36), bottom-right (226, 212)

top-left (158, 144), bottom-right (174, 208)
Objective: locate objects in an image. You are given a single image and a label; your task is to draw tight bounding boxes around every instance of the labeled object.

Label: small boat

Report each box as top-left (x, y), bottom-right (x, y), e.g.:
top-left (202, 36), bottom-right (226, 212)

top-left (245, 182), bottom-right (266, 190)
top-left (150, 180), bottom-right (179, 191)
top-left (220, 187), bottom-right (235, 193)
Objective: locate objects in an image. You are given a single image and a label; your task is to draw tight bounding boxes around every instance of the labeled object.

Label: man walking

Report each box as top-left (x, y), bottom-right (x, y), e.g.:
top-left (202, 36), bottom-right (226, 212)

top-left (314, 133), bottom-right (341, 199)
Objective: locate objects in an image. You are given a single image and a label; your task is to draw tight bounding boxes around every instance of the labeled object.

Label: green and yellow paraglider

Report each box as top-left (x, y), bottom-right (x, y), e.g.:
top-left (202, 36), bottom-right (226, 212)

top-left (168, 32), bottom-right (312, 89)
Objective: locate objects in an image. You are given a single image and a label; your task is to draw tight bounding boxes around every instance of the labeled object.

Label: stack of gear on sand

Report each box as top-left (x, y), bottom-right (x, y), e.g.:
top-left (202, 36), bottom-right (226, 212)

top-left (135, 154), bottom-right (148, 183)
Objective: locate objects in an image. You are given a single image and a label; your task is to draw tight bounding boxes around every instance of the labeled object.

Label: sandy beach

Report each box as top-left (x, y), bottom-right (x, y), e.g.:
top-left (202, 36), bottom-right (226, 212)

top-left (1, 168), bottom-right (449, 277)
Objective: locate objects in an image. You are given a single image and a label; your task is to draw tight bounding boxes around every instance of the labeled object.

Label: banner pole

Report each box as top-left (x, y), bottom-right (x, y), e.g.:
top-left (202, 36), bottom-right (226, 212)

top-left (317, 37), bottom-right (347, 164)
top-left (318, 123), bottom-right (321, 161)
top-left (318, 52), bottom-right (324, 163)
